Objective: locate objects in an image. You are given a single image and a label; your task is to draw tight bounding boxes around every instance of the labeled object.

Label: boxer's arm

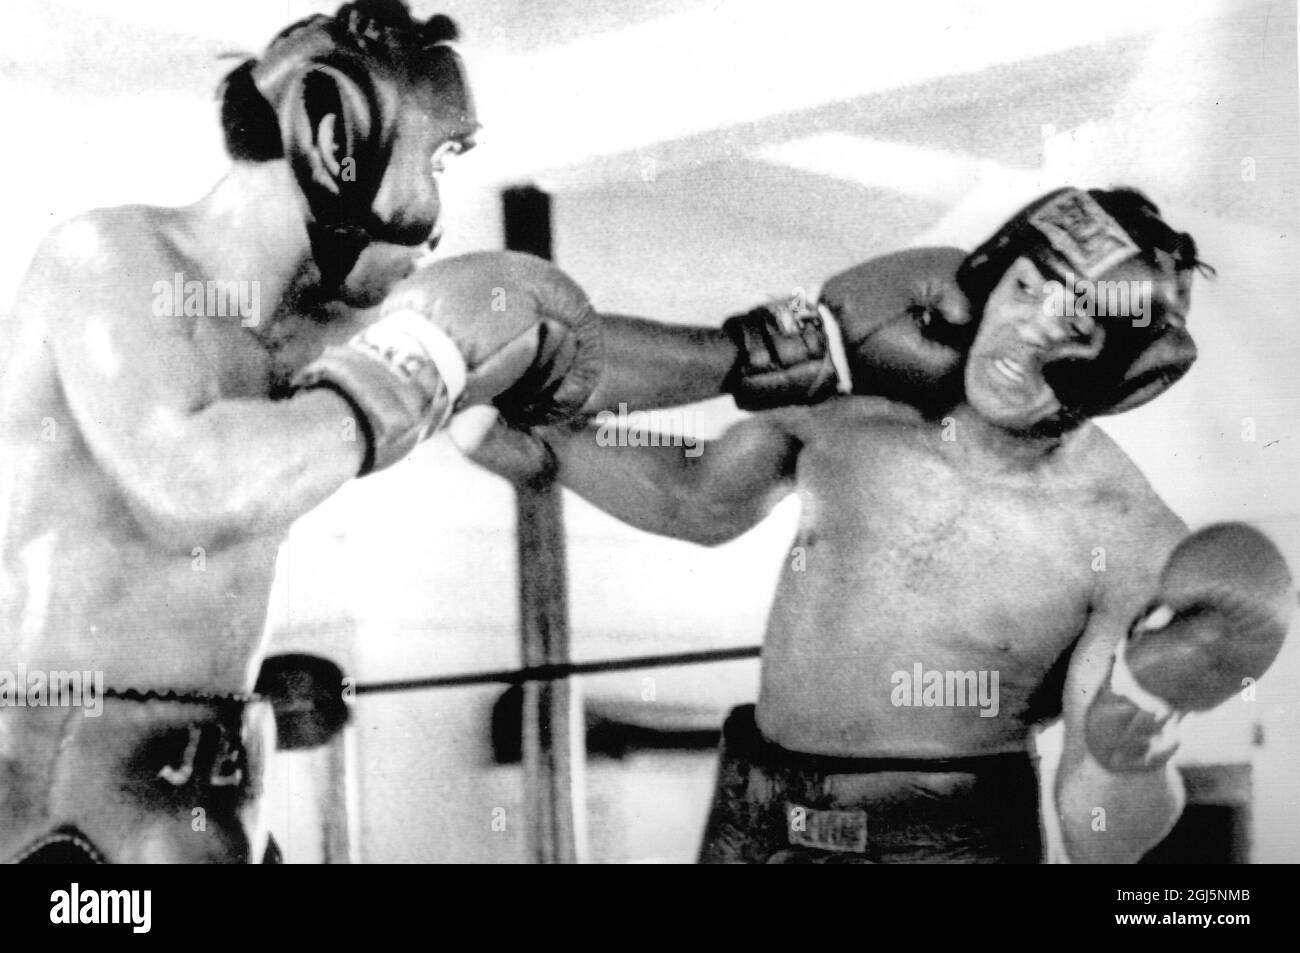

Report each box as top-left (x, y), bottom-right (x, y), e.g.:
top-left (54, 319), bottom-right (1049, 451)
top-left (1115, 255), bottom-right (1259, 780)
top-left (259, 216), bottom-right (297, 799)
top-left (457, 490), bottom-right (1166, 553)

top-left (579, 315), bottom-right (739, 414)
top-left (30, 241), bottom-right (362, 552)
top-left (1055, 494), bottom-right (1188, 864)
top-left (464, 410), bottom-right (802, 545)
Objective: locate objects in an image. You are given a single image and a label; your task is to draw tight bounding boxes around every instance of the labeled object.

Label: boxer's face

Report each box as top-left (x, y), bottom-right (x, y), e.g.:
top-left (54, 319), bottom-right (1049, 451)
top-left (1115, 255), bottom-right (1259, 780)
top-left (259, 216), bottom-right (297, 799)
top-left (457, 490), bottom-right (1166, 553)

top-left (338, 93), bottom-right (476, 308)
top-left (964, 256), bottom-right (1102, 430)
top-left (367, 88), bottom-right (478, 249)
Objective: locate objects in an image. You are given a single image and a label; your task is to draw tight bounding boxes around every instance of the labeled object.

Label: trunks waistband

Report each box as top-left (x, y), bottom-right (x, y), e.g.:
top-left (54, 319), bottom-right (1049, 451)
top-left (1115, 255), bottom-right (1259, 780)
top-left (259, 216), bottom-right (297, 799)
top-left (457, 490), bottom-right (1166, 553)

top-left (728, 703), bottom-right (1035, 776)
top-left (701, 705), bottom-right (1044, 862)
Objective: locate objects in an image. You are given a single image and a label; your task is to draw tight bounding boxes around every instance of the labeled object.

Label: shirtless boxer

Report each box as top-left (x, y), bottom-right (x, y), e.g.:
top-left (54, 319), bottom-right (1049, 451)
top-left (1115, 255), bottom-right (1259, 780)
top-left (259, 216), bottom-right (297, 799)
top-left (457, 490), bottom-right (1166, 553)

top-left (0, 1), bottom-right (632, 865)
top-left (0, 0), bottom-right (969, 864)
top-left (461, 188), bottom-right (1293, 863)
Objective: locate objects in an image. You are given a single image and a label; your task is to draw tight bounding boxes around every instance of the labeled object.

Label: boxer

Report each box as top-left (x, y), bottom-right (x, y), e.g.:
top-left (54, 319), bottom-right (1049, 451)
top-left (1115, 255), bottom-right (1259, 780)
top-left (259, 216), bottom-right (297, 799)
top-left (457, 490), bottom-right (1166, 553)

top-left (461, 188), bottom-right (1293, 863)
top-left (1, 0), bottom-right (964, 863)
top-left (0, 1), bottom-right (623, 864)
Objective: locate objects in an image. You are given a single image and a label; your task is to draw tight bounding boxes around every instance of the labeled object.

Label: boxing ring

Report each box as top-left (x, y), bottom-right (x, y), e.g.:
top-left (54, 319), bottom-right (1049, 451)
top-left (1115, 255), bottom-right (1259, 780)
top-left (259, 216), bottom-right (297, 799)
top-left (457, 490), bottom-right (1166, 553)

top-left (6, 0), bottom-right (1291, 867)
top-left (290, 185), bottom-right (763, 864)
top-left (288, 186), bottom-right (1265, 866)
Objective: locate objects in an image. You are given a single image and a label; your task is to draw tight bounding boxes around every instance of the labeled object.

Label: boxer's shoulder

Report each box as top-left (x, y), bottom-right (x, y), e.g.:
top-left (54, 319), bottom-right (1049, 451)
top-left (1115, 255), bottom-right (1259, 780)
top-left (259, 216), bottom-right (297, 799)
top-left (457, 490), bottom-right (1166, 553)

top-left (1060, 425), bottom-right (1185, 580)
top-left (20, 206), bottom-right (181, 327)
top-left (753, 395), bottom-right (925, 454)
top-left (805, 394), bottom-right (927, 433)
top-left (1067, 425), bottom-right (1178, 524)
top-left (32, 205), bottom-right (173, 275)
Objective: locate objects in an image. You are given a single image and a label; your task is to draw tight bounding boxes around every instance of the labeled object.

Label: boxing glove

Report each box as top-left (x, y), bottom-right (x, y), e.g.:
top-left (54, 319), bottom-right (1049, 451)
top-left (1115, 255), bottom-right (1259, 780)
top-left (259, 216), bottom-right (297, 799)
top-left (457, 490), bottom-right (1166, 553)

top-left (723, 293), bottom-right (839, 410)
top-left (724, 247), bottom-right (973, 410)
top-left (820, 246), bottom-right (973, 407)
top-left (1084, 523), bottom-right (1294, 772)
top-left (294, 251), bottom-right (602, 474)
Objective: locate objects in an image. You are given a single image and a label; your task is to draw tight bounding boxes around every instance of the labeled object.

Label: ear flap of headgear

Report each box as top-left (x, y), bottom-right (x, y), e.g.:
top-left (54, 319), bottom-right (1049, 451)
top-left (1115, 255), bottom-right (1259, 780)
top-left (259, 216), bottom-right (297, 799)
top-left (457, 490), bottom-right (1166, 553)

top-left (1042, 276), bottom-right (1198, 419)
top-left (282, 61), bottom-right (386, 226)
top-left (280, 59), bottom-right (389, 286)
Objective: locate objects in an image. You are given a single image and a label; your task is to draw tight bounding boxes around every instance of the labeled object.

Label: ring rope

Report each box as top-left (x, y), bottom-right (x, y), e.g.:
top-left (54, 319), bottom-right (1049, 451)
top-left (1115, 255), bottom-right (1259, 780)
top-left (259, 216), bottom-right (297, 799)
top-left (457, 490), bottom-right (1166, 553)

top-left (353, 645), bottom-right (761, 696)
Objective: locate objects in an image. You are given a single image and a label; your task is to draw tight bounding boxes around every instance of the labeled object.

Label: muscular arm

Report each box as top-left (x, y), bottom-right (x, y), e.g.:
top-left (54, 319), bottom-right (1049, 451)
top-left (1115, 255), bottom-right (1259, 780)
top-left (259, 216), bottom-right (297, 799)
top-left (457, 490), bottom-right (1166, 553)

top-left (464, 409), bottom-right (802, 546)
top-left (1055, 477), bottom-right (1188, 863)
top-left (579, 314), bottom-right (739, 414)
top-left (29, 221), bottom-right (363, 552)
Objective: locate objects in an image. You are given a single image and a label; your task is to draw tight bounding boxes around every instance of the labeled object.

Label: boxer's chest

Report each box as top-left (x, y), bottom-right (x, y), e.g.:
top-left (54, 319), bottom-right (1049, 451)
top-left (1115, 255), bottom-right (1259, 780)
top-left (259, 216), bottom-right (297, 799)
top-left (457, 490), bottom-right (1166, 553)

top-left (195, 305), bottom-right (378, 400)
top-left (798, 429), bottom-right (1103, 661)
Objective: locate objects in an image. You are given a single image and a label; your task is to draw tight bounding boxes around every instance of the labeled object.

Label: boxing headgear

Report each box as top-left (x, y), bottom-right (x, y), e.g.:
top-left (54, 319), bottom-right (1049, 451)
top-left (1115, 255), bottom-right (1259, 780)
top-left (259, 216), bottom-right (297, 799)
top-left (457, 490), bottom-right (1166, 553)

top-left (220, 1), bottom-right (477, 287)
top-left (957, 187), bottom-right (1205, 419)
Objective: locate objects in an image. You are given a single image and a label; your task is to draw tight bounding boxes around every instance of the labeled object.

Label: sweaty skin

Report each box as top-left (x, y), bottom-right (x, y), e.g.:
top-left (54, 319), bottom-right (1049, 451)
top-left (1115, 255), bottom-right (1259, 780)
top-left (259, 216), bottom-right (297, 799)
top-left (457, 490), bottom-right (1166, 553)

top-left (0, 163), bottom-right (435, 703)
top-left (464, 254), bottom-right (1192, 862)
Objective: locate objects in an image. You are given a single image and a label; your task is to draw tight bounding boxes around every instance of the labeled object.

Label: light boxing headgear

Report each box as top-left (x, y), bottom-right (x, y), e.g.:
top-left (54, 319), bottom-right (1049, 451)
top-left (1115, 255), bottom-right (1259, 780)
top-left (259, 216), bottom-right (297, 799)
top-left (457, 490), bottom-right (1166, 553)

top-left (957, 187), bottom-right (1207, 420)
top-left (220, 0), bottom-right (477, 288)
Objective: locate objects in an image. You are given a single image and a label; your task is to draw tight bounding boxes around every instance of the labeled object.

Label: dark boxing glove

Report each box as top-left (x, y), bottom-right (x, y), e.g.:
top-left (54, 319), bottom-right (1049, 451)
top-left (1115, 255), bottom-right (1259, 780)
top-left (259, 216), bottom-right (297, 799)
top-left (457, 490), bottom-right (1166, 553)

top-left (724, 248), bottom-right (973, 411)
top-left (723, 294), bottom-right (840, 410)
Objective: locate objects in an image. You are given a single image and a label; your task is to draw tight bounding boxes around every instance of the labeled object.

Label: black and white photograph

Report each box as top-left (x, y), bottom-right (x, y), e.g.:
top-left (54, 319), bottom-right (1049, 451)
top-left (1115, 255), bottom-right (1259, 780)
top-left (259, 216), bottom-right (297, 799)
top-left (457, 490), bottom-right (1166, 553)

top-left (0, 0), bottom-right (1296, 892)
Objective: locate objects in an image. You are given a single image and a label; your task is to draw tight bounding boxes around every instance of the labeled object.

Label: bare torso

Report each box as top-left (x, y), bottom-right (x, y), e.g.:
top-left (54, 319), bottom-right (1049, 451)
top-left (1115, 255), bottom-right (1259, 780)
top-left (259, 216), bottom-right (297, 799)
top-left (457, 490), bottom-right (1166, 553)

top-left (757, 399), bottom-right (1148, 758)
top-left (0, 206), bottom-right (371, 694)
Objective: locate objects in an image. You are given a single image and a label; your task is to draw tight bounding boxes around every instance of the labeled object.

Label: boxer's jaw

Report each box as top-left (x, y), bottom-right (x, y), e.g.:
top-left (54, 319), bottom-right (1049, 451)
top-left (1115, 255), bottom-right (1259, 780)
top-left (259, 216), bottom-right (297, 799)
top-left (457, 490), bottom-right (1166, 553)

top-left (966, 259), bottom-right (1061, 430)
top-left (965, 257), bottom-right (1101, 433)
top-left (334, 240), bottom-right (430, 309)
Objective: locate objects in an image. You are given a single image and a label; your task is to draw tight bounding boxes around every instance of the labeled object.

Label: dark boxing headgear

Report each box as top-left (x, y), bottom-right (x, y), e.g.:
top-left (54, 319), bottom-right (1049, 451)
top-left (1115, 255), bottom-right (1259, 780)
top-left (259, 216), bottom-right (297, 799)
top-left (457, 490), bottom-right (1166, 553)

top-left (957, 187), bottom-right (1207, 419)
top-left (220, 1), bottom-right (477, 287)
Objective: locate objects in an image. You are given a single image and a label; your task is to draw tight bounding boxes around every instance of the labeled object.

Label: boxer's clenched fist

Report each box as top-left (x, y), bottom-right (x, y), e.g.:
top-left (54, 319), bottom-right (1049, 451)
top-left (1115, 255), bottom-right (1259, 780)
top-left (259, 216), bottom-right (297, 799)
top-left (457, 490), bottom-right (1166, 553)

top-left (723, 295), bottom-right (839, 410)
top-left (723, 247), bottom-right (973, 410)
top-left (819, 246), bottom-right (973, 406)
top-left (1085, 523), bottom-right (1294, 771)
top-left (294, 251), bottom-right (602, 474)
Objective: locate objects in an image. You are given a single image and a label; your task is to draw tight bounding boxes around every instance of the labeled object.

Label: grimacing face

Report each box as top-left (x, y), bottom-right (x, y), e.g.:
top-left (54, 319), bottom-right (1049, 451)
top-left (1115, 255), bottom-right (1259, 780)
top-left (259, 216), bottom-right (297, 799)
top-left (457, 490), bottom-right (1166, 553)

top-left (964, 253), bottom-right (1192, 430)
top-left (963, 256), bottom-right (1102, 430)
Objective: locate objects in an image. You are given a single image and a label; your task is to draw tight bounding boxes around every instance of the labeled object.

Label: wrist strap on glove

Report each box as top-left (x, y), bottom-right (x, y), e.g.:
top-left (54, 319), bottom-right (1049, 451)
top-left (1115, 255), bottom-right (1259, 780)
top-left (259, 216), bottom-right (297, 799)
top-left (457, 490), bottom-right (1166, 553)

top-left (294, 310), bottom-right (468, 476)
top-left (724, 294), bottom-right (850, 410)
top-left (1108, 616), bottom-right (1178, 721)
top-left (1093, 628), bottom-right (1184, 771)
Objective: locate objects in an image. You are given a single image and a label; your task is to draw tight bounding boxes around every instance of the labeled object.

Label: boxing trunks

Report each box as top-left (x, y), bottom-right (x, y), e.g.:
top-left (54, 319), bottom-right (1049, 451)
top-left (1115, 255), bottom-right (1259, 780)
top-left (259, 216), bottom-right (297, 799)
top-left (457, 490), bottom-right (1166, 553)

top-left (698, 705), bottom-right (1044, 863)
top-left (1, 692), bottom-right (276, 863)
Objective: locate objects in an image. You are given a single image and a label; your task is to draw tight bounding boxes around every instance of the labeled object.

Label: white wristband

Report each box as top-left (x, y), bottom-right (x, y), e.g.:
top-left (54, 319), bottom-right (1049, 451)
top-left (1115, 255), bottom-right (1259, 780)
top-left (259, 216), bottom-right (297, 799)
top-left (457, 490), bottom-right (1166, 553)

top-left (1108, 626), bottom-right (1175, 721)
top-left (817, 302), bottom-right (855, 395)
top-left (367, 309), bottom-right (468, 427)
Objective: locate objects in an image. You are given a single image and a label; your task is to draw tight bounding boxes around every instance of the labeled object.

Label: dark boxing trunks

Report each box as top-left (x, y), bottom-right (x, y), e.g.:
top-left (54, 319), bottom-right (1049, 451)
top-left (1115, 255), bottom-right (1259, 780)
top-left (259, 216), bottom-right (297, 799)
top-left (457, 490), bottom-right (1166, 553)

top-left (1, 692), bottom-right (276, 864)
top-left (698, 705), bottom-right (1044, 863)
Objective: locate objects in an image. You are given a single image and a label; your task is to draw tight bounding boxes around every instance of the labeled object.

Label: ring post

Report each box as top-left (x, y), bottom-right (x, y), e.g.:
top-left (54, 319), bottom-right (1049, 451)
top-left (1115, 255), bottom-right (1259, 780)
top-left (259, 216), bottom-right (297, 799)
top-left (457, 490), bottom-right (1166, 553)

top-left (503, 186), bottom-right (583, 864)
